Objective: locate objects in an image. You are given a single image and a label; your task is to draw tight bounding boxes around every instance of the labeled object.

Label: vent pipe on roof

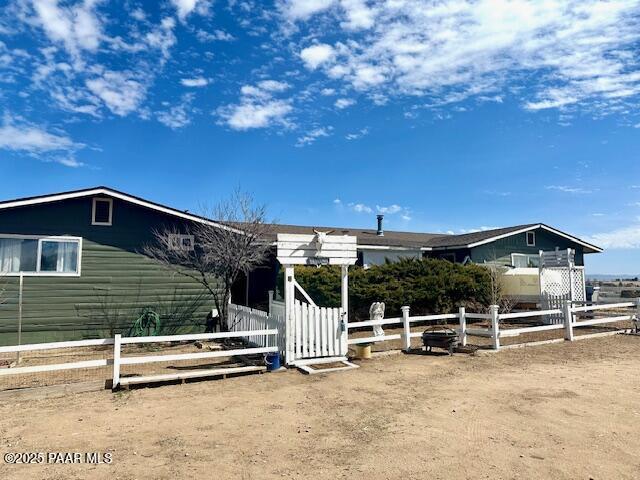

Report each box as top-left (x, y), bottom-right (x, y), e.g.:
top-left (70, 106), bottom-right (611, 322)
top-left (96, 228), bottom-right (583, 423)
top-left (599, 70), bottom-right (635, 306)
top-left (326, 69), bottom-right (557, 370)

top-left (376, 214), bottom-right (384, 236)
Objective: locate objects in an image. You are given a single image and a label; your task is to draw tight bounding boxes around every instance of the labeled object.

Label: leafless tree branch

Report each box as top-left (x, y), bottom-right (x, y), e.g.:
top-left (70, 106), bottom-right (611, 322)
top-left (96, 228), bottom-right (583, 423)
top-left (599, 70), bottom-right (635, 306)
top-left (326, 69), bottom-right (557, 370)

top-left (143, 189), bottom-right (273, 330)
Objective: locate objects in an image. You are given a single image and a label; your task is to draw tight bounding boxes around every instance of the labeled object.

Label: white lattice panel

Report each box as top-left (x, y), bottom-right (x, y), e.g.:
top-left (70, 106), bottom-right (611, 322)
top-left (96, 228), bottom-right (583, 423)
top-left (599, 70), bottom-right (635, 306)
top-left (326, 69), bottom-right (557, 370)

top-left (540, 266), bottom-right (586, 324)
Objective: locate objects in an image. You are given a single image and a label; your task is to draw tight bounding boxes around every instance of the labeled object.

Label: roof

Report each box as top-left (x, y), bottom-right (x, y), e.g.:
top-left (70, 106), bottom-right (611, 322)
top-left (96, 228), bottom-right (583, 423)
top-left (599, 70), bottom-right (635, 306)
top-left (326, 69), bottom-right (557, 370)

top-left (260, 223), bottom-right (444, 248)
top-left (0, 186), bottom-right (241, 233)
top-left (264, 223), bottom-right (603, 253)
top-left (0, 187), bottom-right (602, 253)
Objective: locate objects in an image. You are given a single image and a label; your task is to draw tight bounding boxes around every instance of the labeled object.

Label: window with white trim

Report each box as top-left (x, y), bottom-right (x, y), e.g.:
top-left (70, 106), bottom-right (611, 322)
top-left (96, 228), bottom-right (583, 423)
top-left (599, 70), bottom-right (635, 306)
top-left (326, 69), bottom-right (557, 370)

top-left (0, 235), bottom-right (81, 275)
top-left (526, 231), bottom-right (536, 246)
top-left (92, 197), bottom-right (113, 226)
top-left (511, 253), bottom-right (539, 268)
top-left (168, 234), bottom-right (195, 251)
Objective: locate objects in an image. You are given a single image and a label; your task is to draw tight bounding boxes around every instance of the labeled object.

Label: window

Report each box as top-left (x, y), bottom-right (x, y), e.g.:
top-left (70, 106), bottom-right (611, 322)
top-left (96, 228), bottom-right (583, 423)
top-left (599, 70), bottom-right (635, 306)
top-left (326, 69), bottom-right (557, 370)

top-left (92, 197), bottom-right (113, 226)
top-left (0, 235), bottom-right (82, 276)
top-left (511, 253), bottom-right (540, 268)
top-left (526, 231), bottom-right (536, 246)
top-left (168, 234), bottom-right (195, 251)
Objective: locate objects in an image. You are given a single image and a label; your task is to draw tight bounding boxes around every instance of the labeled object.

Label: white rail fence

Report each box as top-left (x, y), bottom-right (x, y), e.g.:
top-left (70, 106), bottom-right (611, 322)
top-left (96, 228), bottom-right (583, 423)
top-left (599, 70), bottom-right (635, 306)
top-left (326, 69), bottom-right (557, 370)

top-left (228, 303), bottom-right (285, 356)
top-left (0, 328), bottom-right (280, 390)
top-left (0, 338), bottom-right (114, 377)
top-left (112, 329), bottom-right (278, 388)
top-left (348, 299), bottom-right (640, 352)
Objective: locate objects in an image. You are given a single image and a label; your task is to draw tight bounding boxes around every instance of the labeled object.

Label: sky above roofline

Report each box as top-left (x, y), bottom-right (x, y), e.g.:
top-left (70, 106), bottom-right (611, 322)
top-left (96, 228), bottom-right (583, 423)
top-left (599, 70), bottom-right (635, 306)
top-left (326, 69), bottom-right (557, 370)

top-left (1, 1), bottom-right (640, 273)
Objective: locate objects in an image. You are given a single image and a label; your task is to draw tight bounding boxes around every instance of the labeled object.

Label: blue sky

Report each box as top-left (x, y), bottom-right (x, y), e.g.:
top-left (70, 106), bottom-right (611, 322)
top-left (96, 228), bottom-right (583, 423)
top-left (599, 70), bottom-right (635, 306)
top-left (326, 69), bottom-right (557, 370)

top-left (1, 0), bottom-right (640, 274)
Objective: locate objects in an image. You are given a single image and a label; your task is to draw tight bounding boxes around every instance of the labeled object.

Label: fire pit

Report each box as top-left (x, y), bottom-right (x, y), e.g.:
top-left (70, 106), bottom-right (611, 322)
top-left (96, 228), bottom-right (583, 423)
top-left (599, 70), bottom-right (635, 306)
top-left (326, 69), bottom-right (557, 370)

top-left (421, 326), bottom-right (459, 355)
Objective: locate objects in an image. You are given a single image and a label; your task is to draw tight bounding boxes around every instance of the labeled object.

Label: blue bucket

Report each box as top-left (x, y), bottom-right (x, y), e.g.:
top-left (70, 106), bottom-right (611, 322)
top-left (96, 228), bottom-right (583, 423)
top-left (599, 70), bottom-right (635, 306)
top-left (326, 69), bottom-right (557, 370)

top-left (265, 352), bottom-right (281, 371)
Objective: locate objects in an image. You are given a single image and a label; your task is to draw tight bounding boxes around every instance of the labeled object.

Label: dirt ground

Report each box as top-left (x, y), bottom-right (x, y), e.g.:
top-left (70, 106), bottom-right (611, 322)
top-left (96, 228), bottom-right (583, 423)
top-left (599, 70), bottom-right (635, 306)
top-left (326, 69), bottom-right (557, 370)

top-left (1, 335), bottom-right (639, 480)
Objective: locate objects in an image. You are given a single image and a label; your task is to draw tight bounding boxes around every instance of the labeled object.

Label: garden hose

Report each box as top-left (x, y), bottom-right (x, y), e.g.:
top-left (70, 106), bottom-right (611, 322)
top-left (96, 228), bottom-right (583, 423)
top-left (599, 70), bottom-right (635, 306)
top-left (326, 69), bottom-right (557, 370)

top-left (130, 307), bottom-right (161, 336)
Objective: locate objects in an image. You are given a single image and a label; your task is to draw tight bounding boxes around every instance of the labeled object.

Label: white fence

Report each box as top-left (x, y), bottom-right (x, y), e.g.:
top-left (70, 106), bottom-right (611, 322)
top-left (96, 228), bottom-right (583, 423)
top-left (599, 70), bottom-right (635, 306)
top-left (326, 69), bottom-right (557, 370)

top-left (228, 303), bottom-right (285, 356)
top-left (347, 299), bottom-right (640, 352)
top-left (0, 338), bottom-right (114, 377)
top-left (113, 329), bottom-right (278, 388)
top-left (0, 327), bottom-right (280, 391)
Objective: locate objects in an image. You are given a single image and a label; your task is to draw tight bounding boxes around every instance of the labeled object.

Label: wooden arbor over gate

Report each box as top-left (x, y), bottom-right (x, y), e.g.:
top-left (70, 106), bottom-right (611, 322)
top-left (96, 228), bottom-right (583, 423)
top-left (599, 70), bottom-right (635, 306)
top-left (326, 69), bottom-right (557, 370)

top-left (276, 233), bottom-right (358, 370)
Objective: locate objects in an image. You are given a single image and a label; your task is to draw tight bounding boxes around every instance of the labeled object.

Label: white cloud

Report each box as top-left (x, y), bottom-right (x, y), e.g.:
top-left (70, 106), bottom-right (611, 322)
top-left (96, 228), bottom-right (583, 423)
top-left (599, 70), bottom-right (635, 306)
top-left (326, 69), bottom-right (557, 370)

top-left (333, 198), bottom-right (341, 204)
top-left (86, 71), bottom-right (146, 116)
top-left (0, 116), bottom-right (85, 167)
top-left (345, 127), bottom-right (369, 140)
top-left (258, 80), bottom-right (290, 92)
top-left (546, 185), bottom-right (593, 194)
top-left (131, 8), bottom-right (146, 21)
top-left (377, 204), bottom-right (402, 215)
top-left (218, 80), bottom-right (293, 130)
top-left (339, 0), bottom-right (375, 30)
top-left (320, 88), bottom-right (335, 96)
top-left (0, 123), bottom-right (77, 152)
top-left (334, 97), bottom-right (355, 109)
top-left (172, 0), bottom-right (201, 21)
top-left (32, 0), bottom-right (102, 59)
top-left (284, 1), bottom-right (640, 115)
top-left (588, 225), bottom-right (640, 249)
top-left (296, 126), bottom-right (332, 146)
top-left (157, 94), bottom-right (194, 129)
top-left (348, 202), bottom-right (373, 214)
top-left (300, 43), bottom-right (335, 70)
top-left (181, 77), bottom-right (208, 87)
top-left (222, 101), bottom-right (292, 130)
top-left (281, 0), bottom-right (336, 20)
top-left (144, 16), bottom-right (177, 61)
top-left (196, 29), bottom-right (235, 42)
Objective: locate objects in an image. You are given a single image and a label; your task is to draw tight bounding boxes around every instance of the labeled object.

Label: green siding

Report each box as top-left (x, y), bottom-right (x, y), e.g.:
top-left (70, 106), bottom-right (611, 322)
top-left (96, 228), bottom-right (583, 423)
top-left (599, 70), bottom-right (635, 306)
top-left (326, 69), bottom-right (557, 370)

top-left (0, 196), bottom-right (217, 346)
top-left (469, 228), bottom-right (585, 266)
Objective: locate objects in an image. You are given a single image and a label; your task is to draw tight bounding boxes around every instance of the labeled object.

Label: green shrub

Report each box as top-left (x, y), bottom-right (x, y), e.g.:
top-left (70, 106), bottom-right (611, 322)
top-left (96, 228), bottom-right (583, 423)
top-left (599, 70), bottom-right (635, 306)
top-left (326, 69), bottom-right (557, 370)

top-left (294, 258), bottom-right (492, 320)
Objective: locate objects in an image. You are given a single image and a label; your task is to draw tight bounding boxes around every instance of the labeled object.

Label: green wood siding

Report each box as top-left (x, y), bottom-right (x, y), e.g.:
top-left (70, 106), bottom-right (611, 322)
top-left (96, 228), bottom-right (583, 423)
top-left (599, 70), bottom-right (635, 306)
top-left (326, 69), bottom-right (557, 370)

top-left (0, 196), bottom-right (217, 346)
top-left (469, 228), bottom-right (585, 266)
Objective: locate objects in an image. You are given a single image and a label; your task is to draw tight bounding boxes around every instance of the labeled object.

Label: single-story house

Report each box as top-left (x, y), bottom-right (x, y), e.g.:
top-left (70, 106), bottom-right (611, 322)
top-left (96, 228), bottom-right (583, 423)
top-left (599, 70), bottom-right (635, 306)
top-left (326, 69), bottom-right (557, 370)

top-left (234, 215), bottom-right (603, 308)
top-left (0, 186), bottom-right (229, 346)
top-left (0, 186), bottom-right (602, 345)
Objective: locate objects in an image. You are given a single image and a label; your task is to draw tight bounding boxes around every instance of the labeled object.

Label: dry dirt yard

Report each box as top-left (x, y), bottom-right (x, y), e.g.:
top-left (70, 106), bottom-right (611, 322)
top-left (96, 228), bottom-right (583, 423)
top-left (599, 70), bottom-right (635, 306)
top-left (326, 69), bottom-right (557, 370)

top-left (1, 335), bottom-right (639, 480)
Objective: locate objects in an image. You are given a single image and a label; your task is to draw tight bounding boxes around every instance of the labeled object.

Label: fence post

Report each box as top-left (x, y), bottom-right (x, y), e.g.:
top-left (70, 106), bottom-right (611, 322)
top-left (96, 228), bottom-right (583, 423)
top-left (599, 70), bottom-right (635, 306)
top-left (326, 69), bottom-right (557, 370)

top-left (268, 290), bottom-right (273, 315)
top-left (490, 305), bottom-right (500, 350)
top-left (635, 298), bottom-right (640, 333)
top-left (112, 334), bottom-right (121, 390)
top-left (401, 306), bottom-right (411, 352)
top-left (563, 299), bottom-right (574, 341)
top-left (458, 306), bottom-right (467, 347)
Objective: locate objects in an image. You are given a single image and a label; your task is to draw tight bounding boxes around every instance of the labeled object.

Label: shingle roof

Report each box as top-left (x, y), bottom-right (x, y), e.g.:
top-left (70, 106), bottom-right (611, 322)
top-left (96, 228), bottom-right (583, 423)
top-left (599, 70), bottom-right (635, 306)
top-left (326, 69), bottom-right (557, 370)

top-left (424, 224), bottom-right (539, 248)
top-left (260, 223), bottom-right (445, 248)
top-left (263, 222), bottom-right (602, 253)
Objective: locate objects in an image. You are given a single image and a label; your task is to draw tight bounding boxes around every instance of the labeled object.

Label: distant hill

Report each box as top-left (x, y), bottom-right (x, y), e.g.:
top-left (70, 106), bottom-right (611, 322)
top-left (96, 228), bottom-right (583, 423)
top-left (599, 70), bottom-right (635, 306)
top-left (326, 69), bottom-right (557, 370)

top-left (587, 274), bottom-right (640, 281)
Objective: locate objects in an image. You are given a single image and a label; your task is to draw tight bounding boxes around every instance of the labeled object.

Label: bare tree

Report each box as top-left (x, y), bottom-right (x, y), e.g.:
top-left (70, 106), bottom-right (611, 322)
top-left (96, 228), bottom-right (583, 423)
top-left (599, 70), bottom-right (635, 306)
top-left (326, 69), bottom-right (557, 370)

top-left (143, 190), bottom-right (272, 330)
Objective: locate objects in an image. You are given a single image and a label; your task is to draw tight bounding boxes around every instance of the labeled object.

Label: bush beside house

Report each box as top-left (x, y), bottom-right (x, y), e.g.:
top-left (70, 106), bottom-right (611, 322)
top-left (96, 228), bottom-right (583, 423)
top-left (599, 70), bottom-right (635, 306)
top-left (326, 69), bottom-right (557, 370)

top-left (293, 258), bottom-right (493, 320)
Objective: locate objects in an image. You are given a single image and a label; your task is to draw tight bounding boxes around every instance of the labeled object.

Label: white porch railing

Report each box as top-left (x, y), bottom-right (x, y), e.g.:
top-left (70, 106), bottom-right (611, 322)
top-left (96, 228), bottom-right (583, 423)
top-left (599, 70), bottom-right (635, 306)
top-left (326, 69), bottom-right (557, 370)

top-left (228, 303), bottom-right (285, 356)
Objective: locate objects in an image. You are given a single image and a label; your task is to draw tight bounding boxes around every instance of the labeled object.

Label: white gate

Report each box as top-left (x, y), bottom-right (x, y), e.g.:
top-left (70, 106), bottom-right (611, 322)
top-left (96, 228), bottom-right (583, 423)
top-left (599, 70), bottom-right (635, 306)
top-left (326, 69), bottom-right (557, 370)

top-left (287, 300), bottom-right (345, 364)
top-left (276, 233), bottom-right (357, 368)
top-left (539, 249), bottom-right (586, 324)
